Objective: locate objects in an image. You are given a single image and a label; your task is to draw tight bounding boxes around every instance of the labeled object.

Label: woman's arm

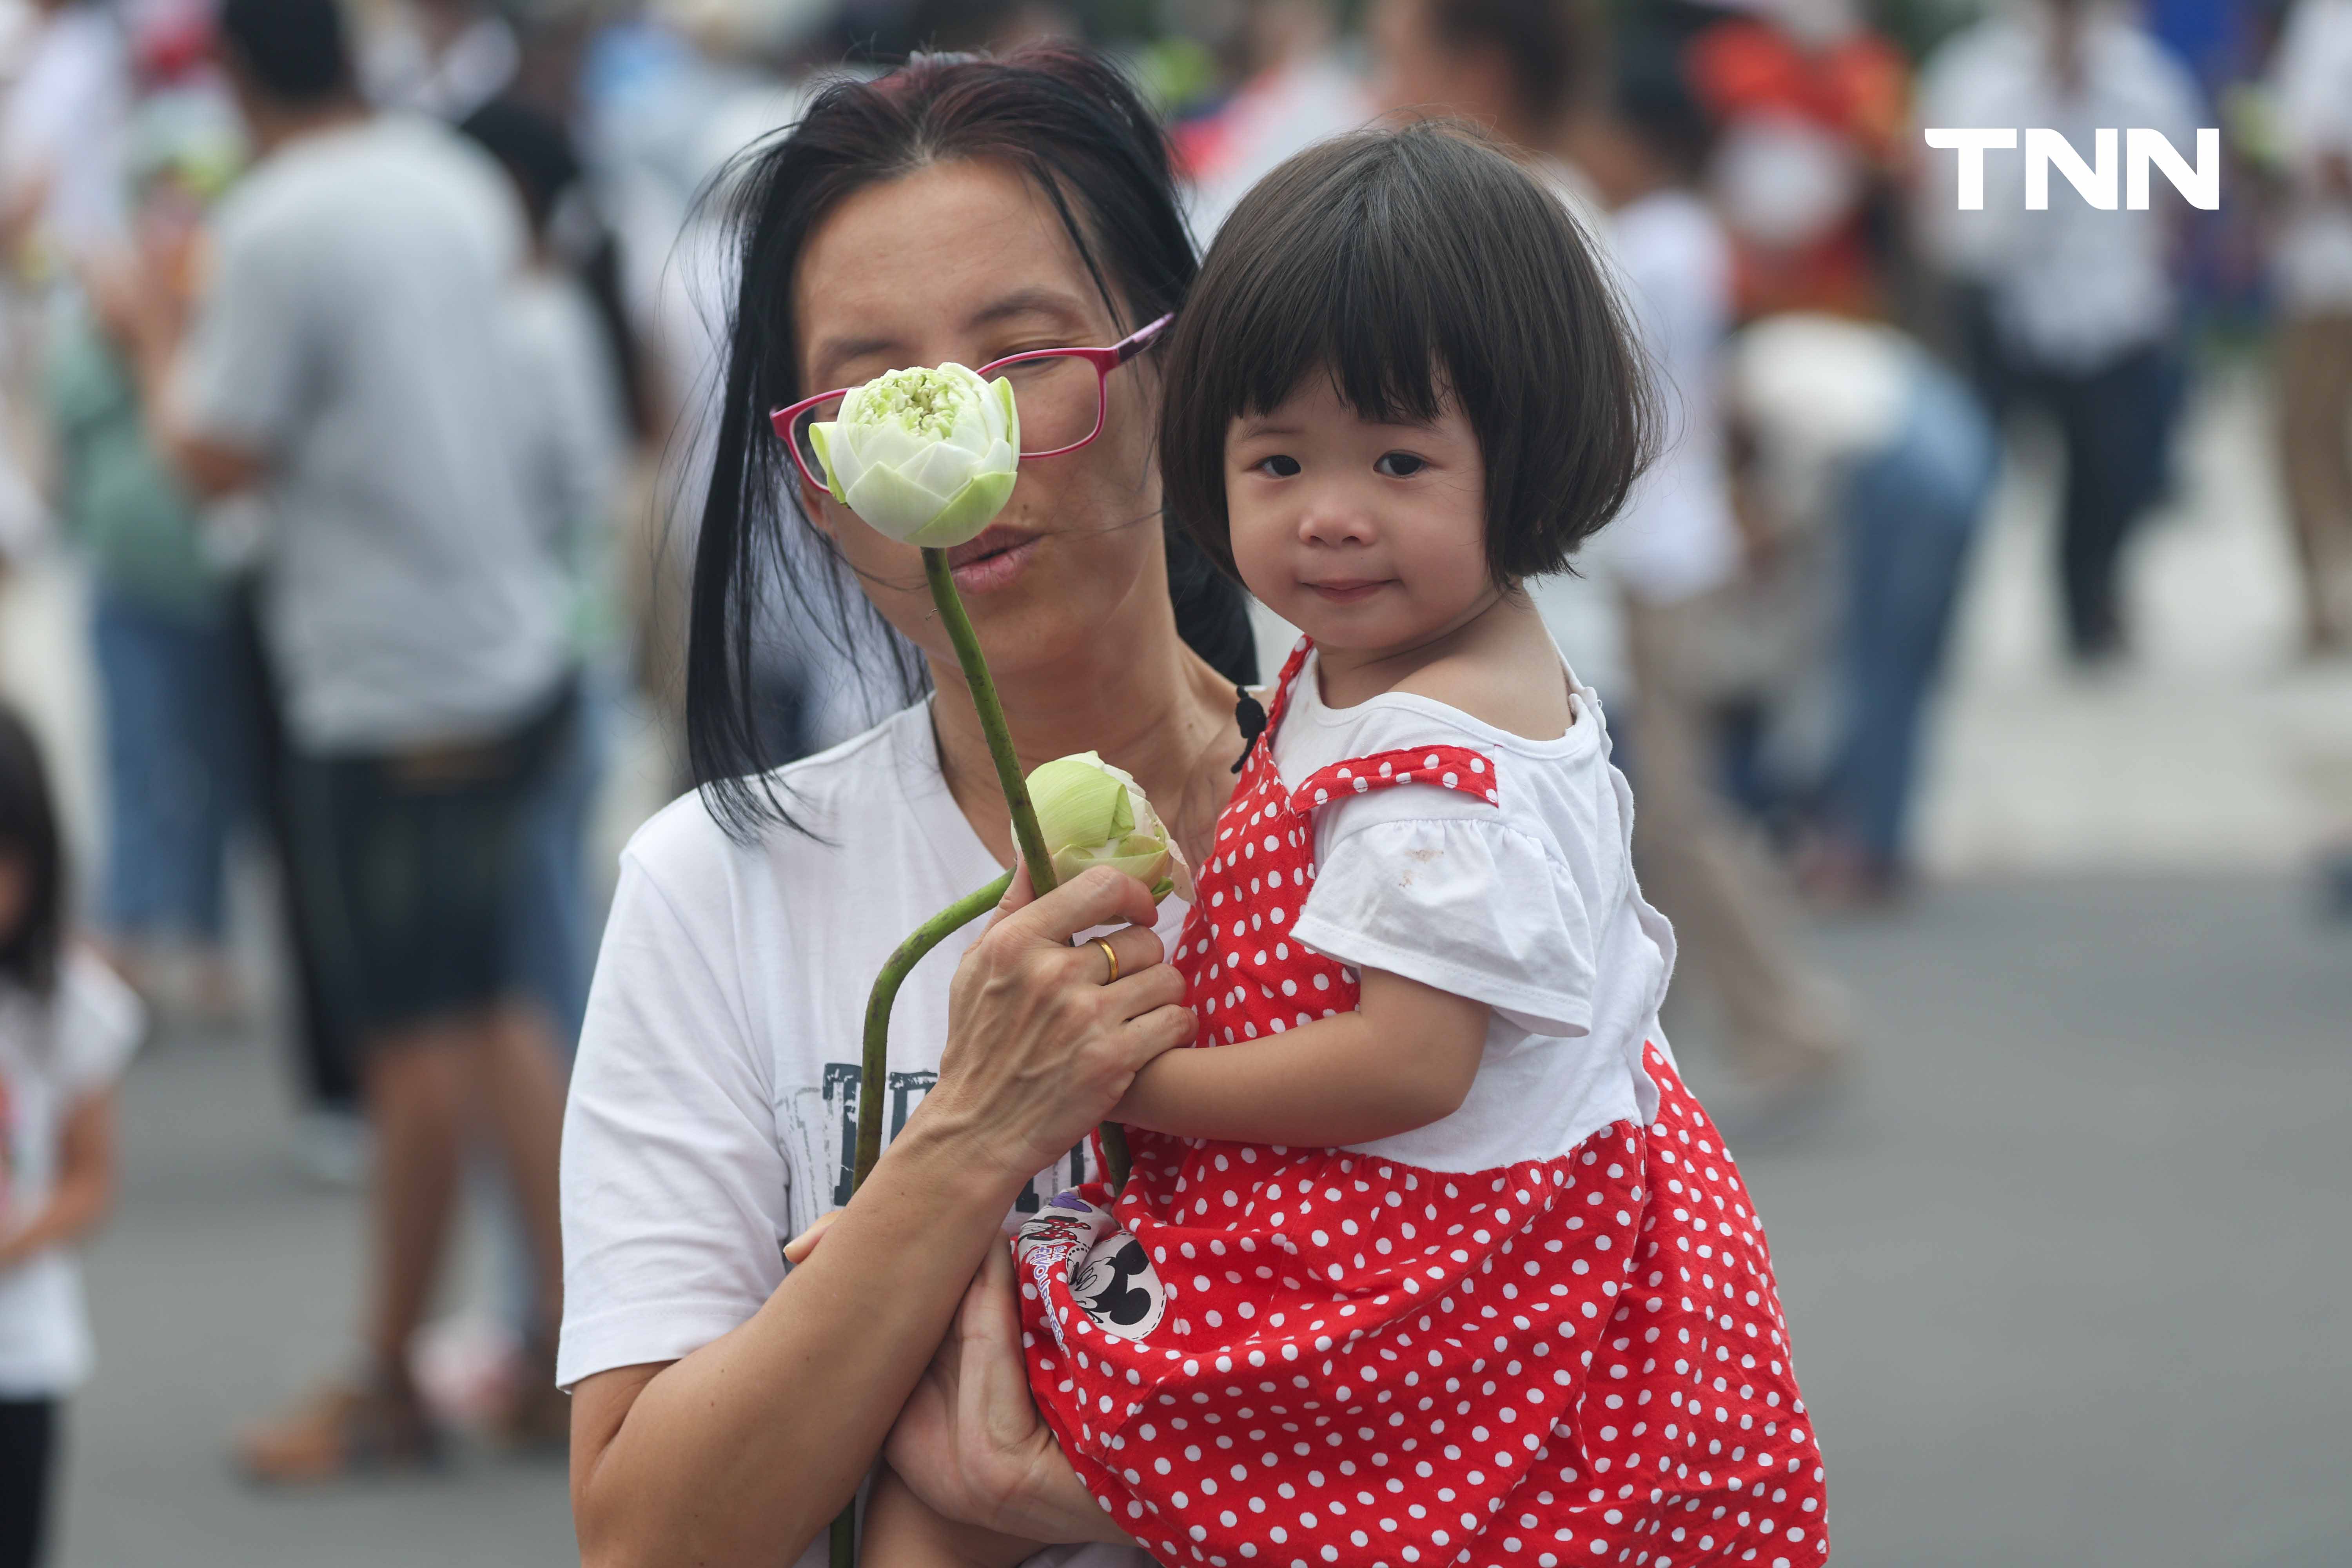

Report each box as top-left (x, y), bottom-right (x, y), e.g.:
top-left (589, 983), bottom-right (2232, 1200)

top-left (0, 1088), bottom-right (120, 1269)
top-left (1109, 967), bottom-right (1488, 1147)
top-left (572, 1120), bottom-right (1033, 1566)
top-left (885, 1234), bottom-right (1138, 1548)
top-left (570, 866), bottom-right (1193, 1568)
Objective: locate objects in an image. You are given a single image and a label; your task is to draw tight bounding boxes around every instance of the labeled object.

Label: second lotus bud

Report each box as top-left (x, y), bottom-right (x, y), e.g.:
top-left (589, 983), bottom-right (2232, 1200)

top-left (1027, 751), bottom-right (1193, 902)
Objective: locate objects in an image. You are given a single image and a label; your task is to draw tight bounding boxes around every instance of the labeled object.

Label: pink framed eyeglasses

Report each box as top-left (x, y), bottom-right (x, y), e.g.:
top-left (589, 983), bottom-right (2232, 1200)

top-left (769, 312), bottom-right (1175, 496)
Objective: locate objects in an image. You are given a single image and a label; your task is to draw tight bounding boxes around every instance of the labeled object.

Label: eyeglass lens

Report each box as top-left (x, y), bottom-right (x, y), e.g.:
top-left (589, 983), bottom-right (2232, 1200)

top-left (791, 355), bottom-right (1105, 480)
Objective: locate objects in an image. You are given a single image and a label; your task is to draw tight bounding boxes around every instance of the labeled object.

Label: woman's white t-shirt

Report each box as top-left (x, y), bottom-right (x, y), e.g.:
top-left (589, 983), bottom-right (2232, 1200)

top-left (559, 702), bottom-right (1179, 1568)
top-left (0, 947), bottom-right (144, 1398)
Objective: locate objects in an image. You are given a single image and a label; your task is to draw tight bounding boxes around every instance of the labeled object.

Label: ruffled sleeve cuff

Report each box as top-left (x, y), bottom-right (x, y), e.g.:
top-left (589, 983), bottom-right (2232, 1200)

top-left (1290, 817), bottom-right (1595, 1037)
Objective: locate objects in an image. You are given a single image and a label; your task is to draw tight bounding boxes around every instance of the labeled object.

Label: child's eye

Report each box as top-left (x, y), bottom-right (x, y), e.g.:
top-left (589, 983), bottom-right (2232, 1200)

top-left (1253, 455), bottom-right (1301, 478)
top-left (1374, 452), bottom-right (1427, 477)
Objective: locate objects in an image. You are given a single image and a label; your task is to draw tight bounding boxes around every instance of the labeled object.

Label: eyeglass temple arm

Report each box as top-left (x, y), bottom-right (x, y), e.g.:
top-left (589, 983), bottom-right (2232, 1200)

top-left (1113, 312), bottom-right (1176, 365)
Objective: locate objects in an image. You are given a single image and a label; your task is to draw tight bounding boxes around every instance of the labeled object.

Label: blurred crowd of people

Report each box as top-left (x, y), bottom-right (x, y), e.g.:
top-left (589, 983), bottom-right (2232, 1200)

top-left (0, 0), bottom-right (2347, 1556)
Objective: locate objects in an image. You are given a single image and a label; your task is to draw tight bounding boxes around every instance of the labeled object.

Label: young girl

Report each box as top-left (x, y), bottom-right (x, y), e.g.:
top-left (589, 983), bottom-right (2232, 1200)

top-left (0, 708), bottom-right (143, 1568)
top-left (871, 123), bottom-right (1826, 1568)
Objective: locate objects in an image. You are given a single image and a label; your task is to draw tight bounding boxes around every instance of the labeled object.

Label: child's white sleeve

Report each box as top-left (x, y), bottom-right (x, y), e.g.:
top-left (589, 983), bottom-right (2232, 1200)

top-left (1290, 806), bottom-right (1596, 1038)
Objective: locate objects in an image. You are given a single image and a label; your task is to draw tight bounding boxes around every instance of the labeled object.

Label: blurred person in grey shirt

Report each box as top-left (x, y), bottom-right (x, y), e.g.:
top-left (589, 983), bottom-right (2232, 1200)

top-left (141, 0), bottom-right (575, 1478)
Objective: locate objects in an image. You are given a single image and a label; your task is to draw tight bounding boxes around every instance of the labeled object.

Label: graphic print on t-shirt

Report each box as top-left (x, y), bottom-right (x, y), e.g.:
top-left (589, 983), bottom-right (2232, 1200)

top-left (777, 1060), bottom-right (1094, 1235)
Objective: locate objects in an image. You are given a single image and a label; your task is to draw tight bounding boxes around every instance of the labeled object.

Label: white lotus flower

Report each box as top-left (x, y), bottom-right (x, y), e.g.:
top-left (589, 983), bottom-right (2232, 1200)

top-left (1027, 751), bottom-right (1193, 902)
top-left (808, 363), bottom-right (1020, 547)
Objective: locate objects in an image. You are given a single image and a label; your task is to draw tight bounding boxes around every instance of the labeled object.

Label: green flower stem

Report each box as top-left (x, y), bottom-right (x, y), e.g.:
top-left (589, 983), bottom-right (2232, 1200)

top-left (854, 869), bottom-right (1013, 1187)
top-left (923, 548), bottom-right (1058, 895)
top-left (921, 548), bottom-right (1133, 1192)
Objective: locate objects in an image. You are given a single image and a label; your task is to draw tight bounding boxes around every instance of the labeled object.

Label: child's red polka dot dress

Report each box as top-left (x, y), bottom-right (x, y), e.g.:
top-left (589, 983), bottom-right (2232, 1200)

top-left (1018, 640), bottom-right (1826, 1568)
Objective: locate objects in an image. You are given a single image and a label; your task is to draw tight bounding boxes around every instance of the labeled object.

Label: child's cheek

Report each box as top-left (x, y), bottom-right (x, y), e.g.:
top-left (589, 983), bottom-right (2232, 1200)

top-left (1226, 499), bottom-right (1287, 603)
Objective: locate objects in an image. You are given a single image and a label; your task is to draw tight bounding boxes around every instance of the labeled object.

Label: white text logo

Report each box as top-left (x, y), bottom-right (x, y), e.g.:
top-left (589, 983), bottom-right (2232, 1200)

top-left (1923, 128), bottom-right (2220, 210)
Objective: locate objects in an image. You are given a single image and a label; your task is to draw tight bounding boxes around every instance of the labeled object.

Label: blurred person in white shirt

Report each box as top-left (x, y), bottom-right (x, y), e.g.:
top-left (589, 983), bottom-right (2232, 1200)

top-left (1916, 0), bottom-right (2203, 662)
top-left (2269, 0), bottom-right (2352, 655)
top-left (0, 0), bottom-right (130, 517)
top-left (0, 0), bottom-right (129, 272)
top-left (0, 708), bottom-right (142, 1568)
top-left (1368, 0), bottom-right (1857, 1118)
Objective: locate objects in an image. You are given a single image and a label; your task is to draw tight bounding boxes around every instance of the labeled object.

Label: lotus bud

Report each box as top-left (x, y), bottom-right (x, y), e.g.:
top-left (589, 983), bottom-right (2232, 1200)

top-left (807, 362), bottom-right (1020, 547)
top-left (1027, 751), bottom-right (1194, 902)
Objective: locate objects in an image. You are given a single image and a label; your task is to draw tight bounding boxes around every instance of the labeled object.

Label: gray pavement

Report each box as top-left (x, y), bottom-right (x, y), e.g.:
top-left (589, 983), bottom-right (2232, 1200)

top-left (1677, 875), bottom-right (2352, 1568)
top-left (48, 872), bottom-right (2352, 1568)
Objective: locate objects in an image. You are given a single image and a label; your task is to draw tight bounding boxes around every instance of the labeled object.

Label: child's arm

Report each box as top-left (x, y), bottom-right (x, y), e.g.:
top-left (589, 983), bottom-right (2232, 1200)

top-left (0, 1086), bottom-right (120, 1269)
top-left (862, 1461), bottom-right (1042, 1568)
top-left (1111, 969), bottom-right (1487, 1147)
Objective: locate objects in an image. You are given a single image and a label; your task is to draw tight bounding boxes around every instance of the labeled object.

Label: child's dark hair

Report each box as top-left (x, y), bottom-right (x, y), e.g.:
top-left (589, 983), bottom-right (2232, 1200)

top-left (0, 706), bottom-right (65, 997)
top-left (1160, 121), bottom-right (1659, 586)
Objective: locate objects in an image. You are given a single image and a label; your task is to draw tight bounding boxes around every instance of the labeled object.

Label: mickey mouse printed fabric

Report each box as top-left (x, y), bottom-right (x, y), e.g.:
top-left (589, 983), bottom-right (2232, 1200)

top-left (1017, 641), bottom-right (1827, 1568)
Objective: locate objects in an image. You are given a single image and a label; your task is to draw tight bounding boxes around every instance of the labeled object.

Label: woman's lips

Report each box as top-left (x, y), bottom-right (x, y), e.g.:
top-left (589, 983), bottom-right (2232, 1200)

top-left (946, 528), bottom-right (1040, 593)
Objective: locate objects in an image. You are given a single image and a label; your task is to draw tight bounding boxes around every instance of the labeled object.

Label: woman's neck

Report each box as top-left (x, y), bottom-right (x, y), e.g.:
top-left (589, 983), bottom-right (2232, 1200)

top-left (928, 594), bottom-right (1241, 873)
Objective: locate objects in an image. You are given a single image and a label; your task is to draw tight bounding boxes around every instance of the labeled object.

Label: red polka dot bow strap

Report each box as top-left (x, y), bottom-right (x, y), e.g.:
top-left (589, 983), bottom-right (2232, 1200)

top-left (1290, 747), bottom-right (1503, 814)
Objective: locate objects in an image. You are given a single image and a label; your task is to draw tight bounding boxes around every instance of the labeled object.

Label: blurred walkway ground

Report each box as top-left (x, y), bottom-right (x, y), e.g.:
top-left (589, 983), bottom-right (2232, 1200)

top-left (1681, 876), bottom-right (2352, 1568)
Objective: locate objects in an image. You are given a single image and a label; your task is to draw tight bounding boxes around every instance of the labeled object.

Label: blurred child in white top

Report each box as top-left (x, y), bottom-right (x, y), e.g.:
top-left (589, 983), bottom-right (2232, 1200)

top-left (0, 706), bottom-right (144, 1568)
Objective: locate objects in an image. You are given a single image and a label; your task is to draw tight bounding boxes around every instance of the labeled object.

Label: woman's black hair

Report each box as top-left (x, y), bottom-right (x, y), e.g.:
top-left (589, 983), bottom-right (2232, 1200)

top-left (686, 45), bottom-right (1257, 839)
top-left (1160, 121), bottom-right (1659, 587)
top-left (0, 706), bottom-right (65, 998)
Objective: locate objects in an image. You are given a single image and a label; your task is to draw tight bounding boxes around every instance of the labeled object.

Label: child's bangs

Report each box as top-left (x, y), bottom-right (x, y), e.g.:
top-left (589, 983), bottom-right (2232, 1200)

top-left (1209, 173), bottom-right (1465, 430)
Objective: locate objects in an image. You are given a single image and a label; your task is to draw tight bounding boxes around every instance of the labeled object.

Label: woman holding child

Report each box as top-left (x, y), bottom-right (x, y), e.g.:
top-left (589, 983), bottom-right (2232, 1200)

top-left (560, 45), bottom-right (1823, 1568)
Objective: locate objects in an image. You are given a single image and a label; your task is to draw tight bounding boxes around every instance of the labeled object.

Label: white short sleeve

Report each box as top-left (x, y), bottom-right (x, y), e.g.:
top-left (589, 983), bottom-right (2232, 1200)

top-left (174, 201), bottom-right (315, 454)
top-left (1290, 814), bottom-right (1597, 1038)
top-left (557, 848), bottom-right (789, 1390)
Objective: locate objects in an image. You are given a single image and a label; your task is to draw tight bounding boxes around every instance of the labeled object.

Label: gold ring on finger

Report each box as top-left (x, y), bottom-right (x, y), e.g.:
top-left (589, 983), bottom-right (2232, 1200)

top-left (1092, 937), bottom-right (1120, 985)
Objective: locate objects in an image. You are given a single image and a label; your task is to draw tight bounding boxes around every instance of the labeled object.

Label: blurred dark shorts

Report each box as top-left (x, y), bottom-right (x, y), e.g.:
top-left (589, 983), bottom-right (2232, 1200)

top-left (288, 678), bottom-right (577, 1043)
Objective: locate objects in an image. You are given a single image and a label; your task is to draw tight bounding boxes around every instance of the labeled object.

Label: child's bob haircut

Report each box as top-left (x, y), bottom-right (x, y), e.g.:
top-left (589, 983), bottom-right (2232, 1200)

top-left (1161, 121), bottom-right (1659, 586)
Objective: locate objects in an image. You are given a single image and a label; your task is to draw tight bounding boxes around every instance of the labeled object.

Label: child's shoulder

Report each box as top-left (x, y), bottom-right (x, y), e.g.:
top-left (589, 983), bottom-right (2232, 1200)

top-left (1390, 644), bottom-right (1575, 744)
